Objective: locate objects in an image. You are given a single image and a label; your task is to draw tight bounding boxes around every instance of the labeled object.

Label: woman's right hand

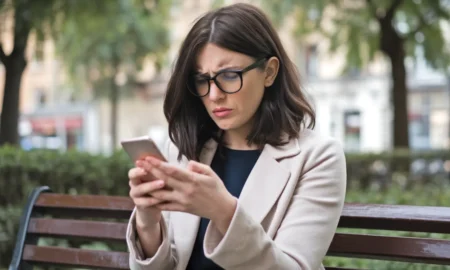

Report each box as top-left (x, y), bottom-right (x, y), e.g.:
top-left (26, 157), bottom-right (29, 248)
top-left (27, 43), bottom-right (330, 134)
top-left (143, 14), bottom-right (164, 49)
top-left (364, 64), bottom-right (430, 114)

top-left (128, 164), bottom-right (166, 229)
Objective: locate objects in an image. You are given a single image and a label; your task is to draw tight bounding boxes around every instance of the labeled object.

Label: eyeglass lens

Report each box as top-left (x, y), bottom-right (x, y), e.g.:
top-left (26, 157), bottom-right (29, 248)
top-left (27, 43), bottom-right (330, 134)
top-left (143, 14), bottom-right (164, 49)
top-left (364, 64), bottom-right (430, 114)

top-left (194, 71), bottom-right (242, 96)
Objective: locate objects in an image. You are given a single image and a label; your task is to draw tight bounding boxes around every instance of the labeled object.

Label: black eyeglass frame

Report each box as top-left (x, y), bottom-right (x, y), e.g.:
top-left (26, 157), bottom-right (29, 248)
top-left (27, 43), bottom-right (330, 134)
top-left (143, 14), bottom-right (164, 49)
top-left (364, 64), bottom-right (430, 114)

top-left (188, 58), bottom-right (267, 97)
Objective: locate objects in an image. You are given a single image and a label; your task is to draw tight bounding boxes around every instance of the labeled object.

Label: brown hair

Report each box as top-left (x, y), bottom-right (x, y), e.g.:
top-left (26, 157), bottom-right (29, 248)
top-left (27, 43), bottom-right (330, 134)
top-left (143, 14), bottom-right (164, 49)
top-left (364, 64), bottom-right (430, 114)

top-left (163, 3), bottom-right (315, 161)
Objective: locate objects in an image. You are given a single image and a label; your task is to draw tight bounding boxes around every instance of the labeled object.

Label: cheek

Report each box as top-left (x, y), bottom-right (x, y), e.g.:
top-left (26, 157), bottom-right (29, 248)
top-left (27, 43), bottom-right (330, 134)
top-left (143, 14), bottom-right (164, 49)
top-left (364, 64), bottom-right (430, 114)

top-left (240, 79), bottom-right (265, 112)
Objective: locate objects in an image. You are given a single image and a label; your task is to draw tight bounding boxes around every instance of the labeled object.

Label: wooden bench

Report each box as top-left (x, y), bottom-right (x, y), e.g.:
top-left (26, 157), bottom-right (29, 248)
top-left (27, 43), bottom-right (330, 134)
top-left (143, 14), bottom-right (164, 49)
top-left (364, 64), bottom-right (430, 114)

top-left (8, 186), bottom-right (450, 269)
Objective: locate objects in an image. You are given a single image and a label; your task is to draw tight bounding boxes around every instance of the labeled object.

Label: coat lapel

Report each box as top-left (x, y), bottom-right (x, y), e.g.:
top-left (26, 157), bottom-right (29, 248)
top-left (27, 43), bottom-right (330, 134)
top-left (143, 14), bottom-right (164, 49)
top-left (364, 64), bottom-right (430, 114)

top-left (172, 139), bottom-right (218, 268)
top-left (238, 137), bottom-right (300, 224)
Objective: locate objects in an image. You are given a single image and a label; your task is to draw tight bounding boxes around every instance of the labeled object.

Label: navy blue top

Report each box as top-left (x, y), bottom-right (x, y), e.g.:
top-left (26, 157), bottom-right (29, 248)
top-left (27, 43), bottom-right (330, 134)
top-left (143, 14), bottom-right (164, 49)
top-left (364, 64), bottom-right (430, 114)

top-left (186, 146), bottom-right (261, 270)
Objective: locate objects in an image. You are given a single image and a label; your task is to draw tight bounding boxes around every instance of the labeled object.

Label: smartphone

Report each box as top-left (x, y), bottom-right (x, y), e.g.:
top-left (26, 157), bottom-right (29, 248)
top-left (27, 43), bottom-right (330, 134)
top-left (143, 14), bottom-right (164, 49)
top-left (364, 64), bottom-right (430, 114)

top-left (120, 136), bottom-right (167, 162)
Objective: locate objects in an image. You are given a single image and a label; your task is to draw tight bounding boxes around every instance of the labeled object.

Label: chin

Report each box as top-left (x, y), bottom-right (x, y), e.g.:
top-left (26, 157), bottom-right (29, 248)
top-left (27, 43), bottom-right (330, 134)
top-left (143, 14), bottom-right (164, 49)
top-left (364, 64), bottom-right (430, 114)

top-left (216, 124), bottom-right (233, 131)
top-left (214, 120), bottom-right (235, 131)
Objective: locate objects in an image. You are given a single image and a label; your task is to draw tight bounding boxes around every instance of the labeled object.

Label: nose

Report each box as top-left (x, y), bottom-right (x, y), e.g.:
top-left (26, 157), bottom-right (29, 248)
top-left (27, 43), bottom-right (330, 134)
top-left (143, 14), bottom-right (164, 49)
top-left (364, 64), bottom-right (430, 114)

top-left (208, 81), bottom-right (225, 101)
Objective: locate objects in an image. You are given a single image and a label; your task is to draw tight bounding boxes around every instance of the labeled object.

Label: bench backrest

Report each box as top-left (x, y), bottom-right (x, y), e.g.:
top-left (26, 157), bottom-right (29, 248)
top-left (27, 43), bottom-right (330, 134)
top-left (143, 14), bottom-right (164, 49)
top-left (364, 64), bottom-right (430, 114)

top-left (9, 186), bottom-right (450, 269)
top-left (9, 186), bottom-right (134, 270)
top-left (327, 203), bottom-right (450, 269)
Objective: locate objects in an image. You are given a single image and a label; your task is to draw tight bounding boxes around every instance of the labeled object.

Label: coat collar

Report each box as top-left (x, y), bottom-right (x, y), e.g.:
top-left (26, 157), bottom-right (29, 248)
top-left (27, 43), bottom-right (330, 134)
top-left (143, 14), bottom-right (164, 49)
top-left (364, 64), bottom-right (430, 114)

top-left (200, 133), bottom-right (301, 162)
top-left (263, 134), bottom-right (301, 161)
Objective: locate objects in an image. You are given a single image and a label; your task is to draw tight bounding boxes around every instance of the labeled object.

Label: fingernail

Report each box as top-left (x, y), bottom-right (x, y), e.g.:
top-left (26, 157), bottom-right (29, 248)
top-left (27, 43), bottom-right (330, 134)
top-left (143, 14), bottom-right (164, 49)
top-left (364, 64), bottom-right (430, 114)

top-left (156, 180), bottom-right (164, 187)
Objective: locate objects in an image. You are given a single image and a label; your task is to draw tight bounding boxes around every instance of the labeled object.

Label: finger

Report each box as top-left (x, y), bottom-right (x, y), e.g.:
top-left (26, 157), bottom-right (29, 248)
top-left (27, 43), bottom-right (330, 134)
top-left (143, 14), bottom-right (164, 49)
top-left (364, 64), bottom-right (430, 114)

top-left (148, 157), bottom-right (195, 183)
top-left (128, 167), bottom-right (147, 185)
top-left (150, 189), bottom-right (180, 203)
top-left (133, 196), bottom-right (163, 208)
top-left (148, 165), bottom-right (170, 181)
top-left (187, 160), bottom-right (213, 176)
top-left (136, 159), bottom-right (152, 172)
top-left (149, 166), bottom-right (185, 191)
top-left (130, 180), bottom-right (165, 198)
top-left (136, 160), bottom-right (159, 181)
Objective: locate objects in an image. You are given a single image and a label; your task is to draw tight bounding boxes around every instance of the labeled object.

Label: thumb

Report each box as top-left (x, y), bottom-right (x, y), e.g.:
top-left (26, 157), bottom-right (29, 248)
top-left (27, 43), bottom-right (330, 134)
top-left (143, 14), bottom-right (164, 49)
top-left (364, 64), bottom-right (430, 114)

top-left (187, 160), bottom-right (213, 176)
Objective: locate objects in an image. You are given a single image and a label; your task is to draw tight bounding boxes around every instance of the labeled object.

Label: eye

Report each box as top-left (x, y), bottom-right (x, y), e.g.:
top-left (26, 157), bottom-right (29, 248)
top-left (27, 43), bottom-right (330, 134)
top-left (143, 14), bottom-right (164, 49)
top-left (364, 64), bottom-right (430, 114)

top-left (220, 72), bottom-right (239, 80)
top-left (194, 76), bottom-right (208, 85)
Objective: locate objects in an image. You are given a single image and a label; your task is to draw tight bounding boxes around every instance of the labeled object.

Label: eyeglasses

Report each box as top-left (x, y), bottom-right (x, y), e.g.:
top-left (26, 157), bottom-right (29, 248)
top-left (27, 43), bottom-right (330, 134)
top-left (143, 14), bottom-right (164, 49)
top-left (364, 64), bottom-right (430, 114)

top-left (188, 58), bottom-right (267, 97)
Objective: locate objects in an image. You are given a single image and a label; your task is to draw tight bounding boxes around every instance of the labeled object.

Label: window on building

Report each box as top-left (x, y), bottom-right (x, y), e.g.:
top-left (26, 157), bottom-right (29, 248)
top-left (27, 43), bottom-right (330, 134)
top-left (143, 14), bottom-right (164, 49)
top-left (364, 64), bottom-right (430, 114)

top-left (34, 89), bottom-right (47, 107)
top-left (305, 44), bottom-right (318, 78)
top-left (344, 110), bottom-right (361, 152)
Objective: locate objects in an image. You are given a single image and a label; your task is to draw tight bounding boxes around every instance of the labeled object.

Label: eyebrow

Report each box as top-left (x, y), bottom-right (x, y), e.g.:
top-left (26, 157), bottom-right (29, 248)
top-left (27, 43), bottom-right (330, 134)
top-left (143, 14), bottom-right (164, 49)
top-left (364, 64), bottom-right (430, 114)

top-left (195, 65), bottom-right (243, 76)
top-left (195, 56), bottom-right (244, 75)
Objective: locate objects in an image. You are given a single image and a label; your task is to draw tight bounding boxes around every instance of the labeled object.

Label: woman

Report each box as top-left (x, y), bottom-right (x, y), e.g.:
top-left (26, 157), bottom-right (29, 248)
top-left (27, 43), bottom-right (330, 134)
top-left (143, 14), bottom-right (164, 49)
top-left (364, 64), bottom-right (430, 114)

top-left (126, 3), bottom-right (346, 270)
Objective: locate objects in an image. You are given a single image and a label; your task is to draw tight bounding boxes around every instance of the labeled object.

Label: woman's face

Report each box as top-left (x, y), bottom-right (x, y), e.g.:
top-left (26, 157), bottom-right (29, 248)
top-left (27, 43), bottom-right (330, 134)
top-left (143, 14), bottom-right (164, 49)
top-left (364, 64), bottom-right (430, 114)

top-left (194, 43), bottom-right (278, 136)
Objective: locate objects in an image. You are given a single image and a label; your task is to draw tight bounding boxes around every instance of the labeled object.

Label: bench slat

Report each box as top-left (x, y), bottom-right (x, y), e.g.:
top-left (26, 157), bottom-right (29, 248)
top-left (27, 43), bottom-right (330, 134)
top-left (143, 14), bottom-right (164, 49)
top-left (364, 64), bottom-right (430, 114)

top-left (28, 218), bottom-right (127, 241)
top-left (328, 233), bottom-right (450, 264)
top-left (22, 245), bottom-right (129, 269)
top-left (339, 203), bottom-right (450, 233)
top-left (34, 194), bottom-right (134, 219)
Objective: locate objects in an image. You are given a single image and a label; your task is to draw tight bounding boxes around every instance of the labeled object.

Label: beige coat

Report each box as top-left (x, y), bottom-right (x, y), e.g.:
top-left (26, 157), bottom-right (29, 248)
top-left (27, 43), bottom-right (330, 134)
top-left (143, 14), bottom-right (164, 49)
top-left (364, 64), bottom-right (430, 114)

top-left (126, 129), bottom-right (347, 270)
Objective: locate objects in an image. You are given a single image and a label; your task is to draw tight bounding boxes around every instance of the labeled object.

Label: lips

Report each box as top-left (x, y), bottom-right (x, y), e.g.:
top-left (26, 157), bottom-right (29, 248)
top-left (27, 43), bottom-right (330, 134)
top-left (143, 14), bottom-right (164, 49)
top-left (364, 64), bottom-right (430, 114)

top-left (213, 107), bottom-right (231, 113)
top-left (213, 107), bottom-right (232, 118)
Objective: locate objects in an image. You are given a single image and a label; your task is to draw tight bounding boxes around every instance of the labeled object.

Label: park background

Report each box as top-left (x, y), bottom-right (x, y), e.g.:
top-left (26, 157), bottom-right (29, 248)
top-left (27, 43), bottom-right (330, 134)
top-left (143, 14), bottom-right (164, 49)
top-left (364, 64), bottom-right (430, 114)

top-left (1, 0), bottom-right (450, 269)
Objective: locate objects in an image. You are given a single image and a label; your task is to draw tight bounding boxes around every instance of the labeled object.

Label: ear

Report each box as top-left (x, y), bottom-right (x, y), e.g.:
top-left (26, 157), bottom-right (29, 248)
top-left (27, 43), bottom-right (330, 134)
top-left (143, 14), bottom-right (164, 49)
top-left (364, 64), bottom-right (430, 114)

top-left (264, 56), bottom-right (280, 87)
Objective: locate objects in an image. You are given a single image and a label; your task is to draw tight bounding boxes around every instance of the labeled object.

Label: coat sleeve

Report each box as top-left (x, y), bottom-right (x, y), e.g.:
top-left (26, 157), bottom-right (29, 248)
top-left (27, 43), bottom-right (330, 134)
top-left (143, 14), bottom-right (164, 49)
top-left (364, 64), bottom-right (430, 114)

top-left (127, 138), bottom-right (178, 269)
top-left (203, 138), bottom-right (347, 270)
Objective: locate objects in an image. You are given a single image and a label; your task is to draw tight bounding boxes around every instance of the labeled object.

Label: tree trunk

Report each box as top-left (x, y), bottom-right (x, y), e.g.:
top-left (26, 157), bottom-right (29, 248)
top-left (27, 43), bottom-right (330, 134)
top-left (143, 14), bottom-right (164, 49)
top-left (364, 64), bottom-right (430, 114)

top-left (380, 19), bottom-right (410, 149)
top-left (388, 49), bottom-right (409, 149)
top-left (0, 1), bottom-right (31, 146)
top-left (0, 55), bottom-right (27, 145)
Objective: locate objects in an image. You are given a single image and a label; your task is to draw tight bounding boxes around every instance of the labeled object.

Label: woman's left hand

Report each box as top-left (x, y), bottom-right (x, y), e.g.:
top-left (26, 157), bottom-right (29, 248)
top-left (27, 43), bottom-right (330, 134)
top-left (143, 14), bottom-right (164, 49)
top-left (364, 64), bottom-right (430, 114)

top-left (138, 156), bottom-right (237, 234)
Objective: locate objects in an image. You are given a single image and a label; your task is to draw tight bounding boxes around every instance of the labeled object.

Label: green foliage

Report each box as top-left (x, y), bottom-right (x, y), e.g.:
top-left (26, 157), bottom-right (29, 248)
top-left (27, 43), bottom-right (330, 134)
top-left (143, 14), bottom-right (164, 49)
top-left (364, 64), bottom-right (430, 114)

top-left (0, 205), bottom-right (22, 268)
top-left (346, 148), bottom-right (450, 189)
top-left (211, 0), bottom-right (225, 9)
top-left (54, 0), bottom-right (173, 98)
top-left (0, 145), bottom-right (449, 268)
top-left (0, 0), bottom-right (80, 61)
top-left (0, 146), bottom-right (132, 205)
top-left (261, 0), bottom-right (450, 73)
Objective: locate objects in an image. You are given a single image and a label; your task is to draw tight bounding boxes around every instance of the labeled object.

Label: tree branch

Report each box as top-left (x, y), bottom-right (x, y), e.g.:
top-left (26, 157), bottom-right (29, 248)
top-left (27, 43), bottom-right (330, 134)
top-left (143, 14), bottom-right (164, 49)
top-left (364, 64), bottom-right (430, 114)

top-left (385, 0), bottom-right (405, 21)
top-left (0, 43), bottom-right (7, 64)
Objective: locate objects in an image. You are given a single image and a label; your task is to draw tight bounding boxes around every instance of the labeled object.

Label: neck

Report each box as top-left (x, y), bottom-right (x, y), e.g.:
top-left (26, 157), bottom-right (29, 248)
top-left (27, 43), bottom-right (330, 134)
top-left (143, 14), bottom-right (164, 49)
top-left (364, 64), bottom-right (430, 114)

top-left (223, 126), bottom-right (258, 150)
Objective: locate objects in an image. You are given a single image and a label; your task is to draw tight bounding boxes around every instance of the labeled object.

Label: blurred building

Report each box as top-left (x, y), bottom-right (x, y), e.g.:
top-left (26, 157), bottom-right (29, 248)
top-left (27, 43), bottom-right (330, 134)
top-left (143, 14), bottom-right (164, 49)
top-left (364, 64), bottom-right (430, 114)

top-left (300, 36), bottom-right (450, 152)
top-left (0, 27), bottom-right (101, 152)
top-left (407, 47), bottom-right (450, 150)
top-left (0, 0), bottom-right (449, 153)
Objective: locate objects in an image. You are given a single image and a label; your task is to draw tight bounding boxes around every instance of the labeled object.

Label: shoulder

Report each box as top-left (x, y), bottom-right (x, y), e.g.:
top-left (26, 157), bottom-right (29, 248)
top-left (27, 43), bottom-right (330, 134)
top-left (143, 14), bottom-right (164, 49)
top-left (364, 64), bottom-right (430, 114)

top-left (297, 129), bottom-right (344, 155)
top-left (294, 129), bottom-right (346, 169)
